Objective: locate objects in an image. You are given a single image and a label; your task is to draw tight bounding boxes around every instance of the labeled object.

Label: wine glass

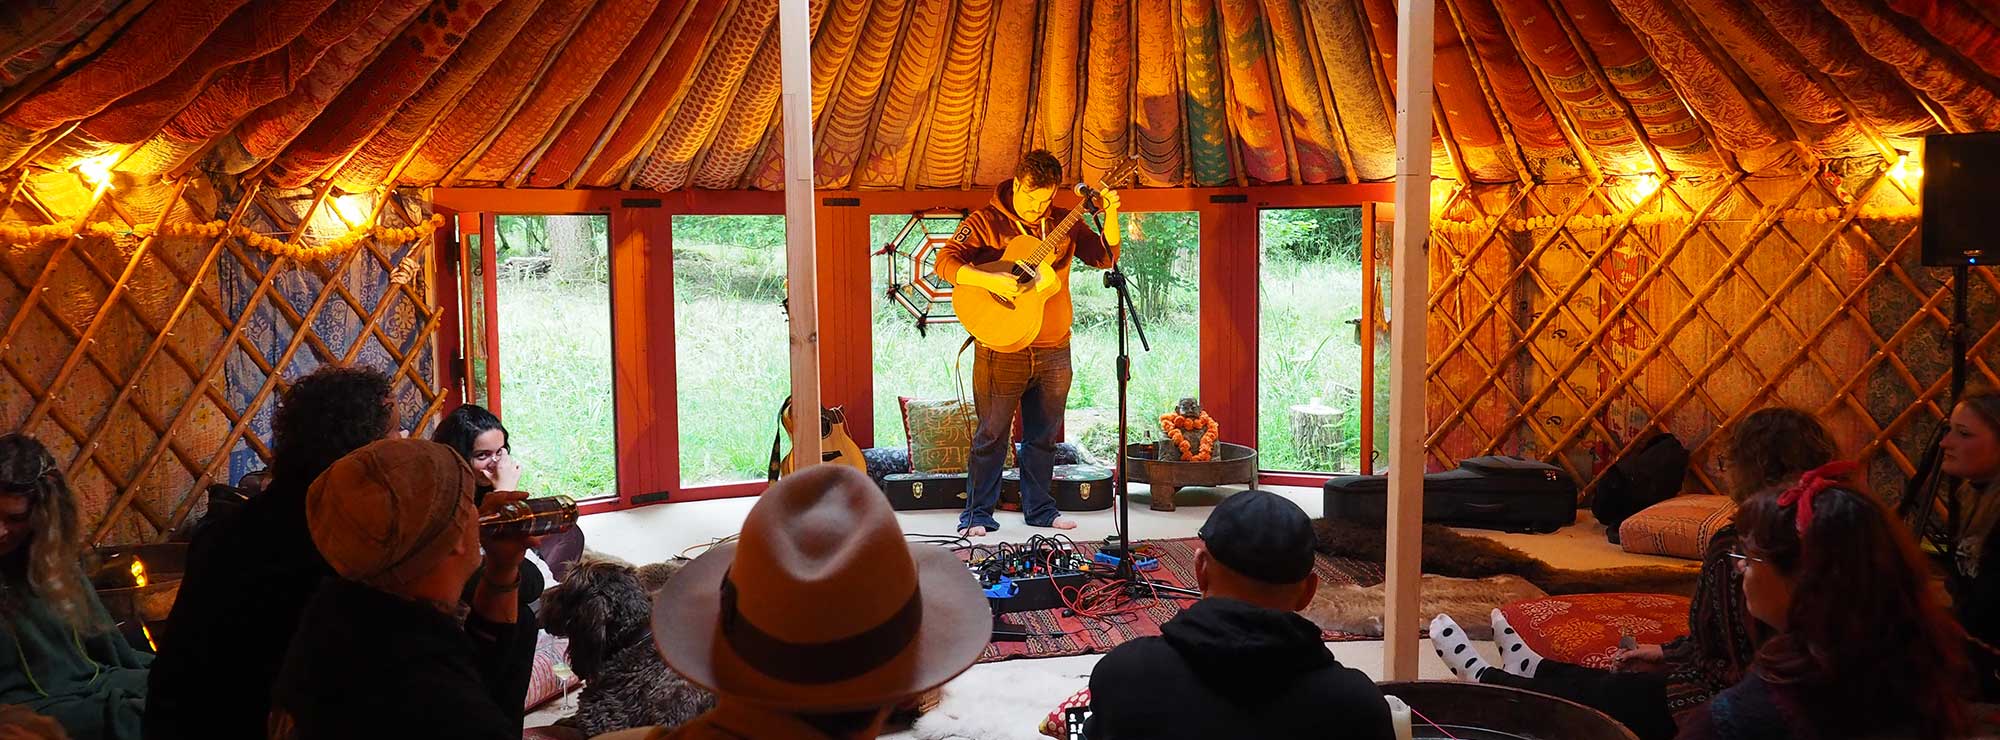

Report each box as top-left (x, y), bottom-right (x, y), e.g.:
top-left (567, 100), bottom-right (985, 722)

top-left (551, 660), bottom-right (576, 713)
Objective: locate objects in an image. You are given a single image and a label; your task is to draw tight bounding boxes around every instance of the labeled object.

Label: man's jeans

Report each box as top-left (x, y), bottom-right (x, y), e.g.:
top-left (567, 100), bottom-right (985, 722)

top-left (961, 344), bottom-right (1071, 530)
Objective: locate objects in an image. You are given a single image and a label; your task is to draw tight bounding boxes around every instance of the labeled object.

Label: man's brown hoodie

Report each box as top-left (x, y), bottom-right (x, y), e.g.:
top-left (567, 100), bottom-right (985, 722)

top-left (935, 179), bottom-right (1118, 349)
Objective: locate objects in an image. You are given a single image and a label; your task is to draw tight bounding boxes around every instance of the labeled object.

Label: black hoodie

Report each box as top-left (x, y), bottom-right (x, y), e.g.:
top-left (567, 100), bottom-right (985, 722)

top-left (1083, 598), bottom-right (1395, 740)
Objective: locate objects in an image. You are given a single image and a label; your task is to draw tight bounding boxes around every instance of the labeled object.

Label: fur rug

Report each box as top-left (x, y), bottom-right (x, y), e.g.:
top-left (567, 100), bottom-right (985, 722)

top-left (1302, 574), bottom-right (1546, 640)
top-left (906, 660), bottom-right (1093, 740)
top-left (1313, 518), bottom-right (1699, 597)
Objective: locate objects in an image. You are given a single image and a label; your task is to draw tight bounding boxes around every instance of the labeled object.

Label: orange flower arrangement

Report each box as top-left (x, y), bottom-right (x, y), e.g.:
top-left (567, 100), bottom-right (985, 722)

top-left (1160, 411), bottom-right (1219, 462)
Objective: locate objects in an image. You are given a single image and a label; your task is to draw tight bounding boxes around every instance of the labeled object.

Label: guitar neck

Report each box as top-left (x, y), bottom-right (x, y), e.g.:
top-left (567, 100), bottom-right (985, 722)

top-left (1026, 200), bottom-right (1093, 265)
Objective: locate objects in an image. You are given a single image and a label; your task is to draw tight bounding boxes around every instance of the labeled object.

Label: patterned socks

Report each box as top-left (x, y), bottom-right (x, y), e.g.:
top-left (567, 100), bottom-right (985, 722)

top-left (1428, 614), bottom-right (1494, 680)
top-left (1490, 608), bottom-right (1545, 678)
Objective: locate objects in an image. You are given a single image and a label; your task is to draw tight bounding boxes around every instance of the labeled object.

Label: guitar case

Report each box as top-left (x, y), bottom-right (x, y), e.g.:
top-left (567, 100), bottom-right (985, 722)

top-left (1001, 464), bottom-right (1115, 512)
top-left (882, 472), bottom-right (971, 511)
top-left (1322, 455), bottom-right (1577, 534)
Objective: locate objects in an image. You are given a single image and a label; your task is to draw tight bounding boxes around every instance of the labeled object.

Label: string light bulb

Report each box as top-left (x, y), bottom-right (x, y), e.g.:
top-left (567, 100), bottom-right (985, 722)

top-left (329, 193), bottom-right (375, 228)
top-left (1889, 153), bottom-right (1923, 186)
top-left (1628, 173), bottom-right (1661, 200)
top-left (72, 152), bottom-right (118, 192)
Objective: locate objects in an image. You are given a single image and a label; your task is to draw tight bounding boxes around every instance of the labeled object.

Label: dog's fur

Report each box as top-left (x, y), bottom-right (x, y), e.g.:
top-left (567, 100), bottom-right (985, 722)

top-left (539, 555), bottom-right (713, 736)
top-left (1313, 518), bottom-right (1700, 596)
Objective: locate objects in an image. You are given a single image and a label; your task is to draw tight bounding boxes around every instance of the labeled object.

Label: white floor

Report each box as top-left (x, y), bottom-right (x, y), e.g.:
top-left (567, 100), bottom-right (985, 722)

top-left (540, 483), bottom-right (1689, 738)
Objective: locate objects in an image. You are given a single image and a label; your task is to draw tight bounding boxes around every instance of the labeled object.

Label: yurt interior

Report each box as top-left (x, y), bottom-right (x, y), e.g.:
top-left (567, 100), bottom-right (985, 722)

top-left (3, 0), bottom-right (1998, 737)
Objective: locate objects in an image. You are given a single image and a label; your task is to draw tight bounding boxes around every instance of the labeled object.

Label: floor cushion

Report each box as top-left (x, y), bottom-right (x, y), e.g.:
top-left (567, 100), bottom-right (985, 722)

top-left (1040, 687), bottom-right (1092, 738)
top-left (901, 397), bottom-right (1013, 473)
top-left (1619, 495), bottom-right (1735, 560)
top-left (1497, 593), bottom-right (1691, 670)
top-left (526, 631), bottom-right (581, 711)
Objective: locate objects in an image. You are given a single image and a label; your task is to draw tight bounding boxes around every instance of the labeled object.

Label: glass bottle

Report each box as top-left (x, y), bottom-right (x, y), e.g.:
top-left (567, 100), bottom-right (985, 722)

top-left (479, 495), bottom-right (578, 538)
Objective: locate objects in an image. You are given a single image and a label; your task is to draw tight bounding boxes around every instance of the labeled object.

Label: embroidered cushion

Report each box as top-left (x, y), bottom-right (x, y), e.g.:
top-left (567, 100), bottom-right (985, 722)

top-left (901, 397), bottom-right (1012, 473)
top-left (1040, 687), bottom-right (1092, 738)
top-left (1620, 495), bottom-right (1736, 560)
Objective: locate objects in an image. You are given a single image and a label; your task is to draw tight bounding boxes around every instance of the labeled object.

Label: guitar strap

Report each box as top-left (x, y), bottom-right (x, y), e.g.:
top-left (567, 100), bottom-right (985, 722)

top-left (767, 396), bottom-right (792, 482)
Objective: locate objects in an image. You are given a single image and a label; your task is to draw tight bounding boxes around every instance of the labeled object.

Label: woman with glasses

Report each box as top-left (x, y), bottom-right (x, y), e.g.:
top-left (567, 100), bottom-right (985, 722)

top-left (1676, 466), bottom-right (1966, 738)
top-left (1429, 408), bottom-right (1835, 739)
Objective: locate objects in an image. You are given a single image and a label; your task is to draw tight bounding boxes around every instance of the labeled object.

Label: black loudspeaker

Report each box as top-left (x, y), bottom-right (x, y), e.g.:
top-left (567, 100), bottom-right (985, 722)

top-left (1923, 132), bottom-right (2000, 266)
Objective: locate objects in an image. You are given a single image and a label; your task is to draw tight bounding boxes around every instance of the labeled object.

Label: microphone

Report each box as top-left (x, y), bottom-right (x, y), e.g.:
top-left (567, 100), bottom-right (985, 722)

top-left (1073, 182), bottom-right (1099, 200)
top-left (1074, 182), bottom-right (1105, 212)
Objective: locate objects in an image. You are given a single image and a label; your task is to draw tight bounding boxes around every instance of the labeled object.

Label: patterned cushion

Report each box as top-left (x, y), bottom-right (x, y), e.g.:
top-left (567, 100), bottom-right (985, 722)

top-left (900, 397), bottom-right (1011, 473)
top-left (1040, 687), bottom-right (1092, 738)
top-left (1620, 495), bottom-right (1737, 560)
top-left (526, 631), bottom-right (580, 711)
top-left (1497, 593), bottom-right (1692, 670)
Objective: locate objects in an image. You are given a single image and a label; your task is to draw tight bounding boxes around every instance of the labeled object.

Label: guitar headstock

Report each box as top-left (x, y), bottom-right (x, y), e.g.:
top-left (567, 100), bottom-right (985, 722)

top-left (1094, 156), bottom-right (1142, 193)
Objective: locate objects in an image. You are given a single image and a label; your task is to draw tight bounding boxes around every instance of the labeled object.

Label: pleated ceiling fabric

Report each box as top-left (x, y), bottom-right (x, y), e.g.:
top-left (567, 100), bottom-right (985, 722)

top-left (967, 0), bottom-right (1039, 187)
top-left (1304, 0), bottom-right (1393, 181)
top-left (1819, 0), bottom-right (2000, 131)
top-left (1130, 0), bottom-right (1186, 188)
top-left (1677, 0), bottom-right (1865, 158)
top-left (524, 0), bottom-right (701, 188)
top-left (462, 0), bottom-right (662, 184)
top-left (400, 0), bottom-right (597, 185)
top-left (339, 0), bottom-right (548, 192)
top-left (5, 0), bottom-right (247, 133)
top-left (630, 0), bottom-right (777, 190)
top-left (1448, 0), bottom-right (1574, 174)
top-left (1076, 0), bottom-right (1134, 185)
top-left (232, 0), bottom-right (427, 161)
top-left (0, 0), bottom-right (134, 86)
top-left (576, 0), bottom-right (731, 189)
top-left (810, 0), bottom-right (908, 188)
top-left (1747, 0), bottom-right (1935, 142)
top-left (1885, 0), bottom-right (2000, 80)
top-left (915, 0), bottom-right (999, 189)
top-left (692, 0), bottom-right (828, 190)
top-left (853, 0), bottom-right (954, 189)
top-left (1179, 0), bottom-right (1233, 186)
top-left (122, 0), bottom-right (385, 175)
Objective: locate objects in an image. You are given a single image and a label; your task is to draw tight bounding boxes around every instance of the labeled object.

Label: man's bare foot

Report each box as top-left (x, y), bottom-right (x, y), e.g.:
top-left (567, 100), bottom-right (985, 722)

top-left (1049, 516), bottom-right (1078, 530)
top-left (958, 526), bottom-right (989, 538)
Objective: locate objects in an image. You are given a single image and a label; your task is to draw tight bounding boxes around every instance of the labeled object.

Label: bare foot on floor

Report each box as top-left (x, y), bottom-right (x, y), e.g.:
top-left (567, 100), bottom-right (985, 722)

top-left (958, 526), bottom-right (989, 538)
top-left (1049, 517), bottom-right (1078, 530)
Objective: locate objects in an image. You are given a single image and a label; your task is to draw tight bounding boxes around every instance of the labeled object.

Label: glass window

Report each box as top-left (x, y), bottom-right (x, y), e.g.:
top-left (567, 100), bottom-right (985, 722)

top-left (494, 214), bottom-right (615, 498)
top-left (1067, 211), bottom-right (1200, 464)
top-left (871, 212), bottom-right (970, 449)
top-left (1258, 207), bottom-right (1366, 473)
top-left (671, 215), bottom-right (788, 485)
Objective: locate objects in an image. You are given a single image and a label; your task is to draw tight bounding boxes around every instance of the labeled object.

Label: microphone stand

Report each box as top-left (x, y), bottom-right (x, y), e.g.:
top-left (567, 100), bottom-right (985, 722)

top-left (1082, 198), bottom-right (1200, 600)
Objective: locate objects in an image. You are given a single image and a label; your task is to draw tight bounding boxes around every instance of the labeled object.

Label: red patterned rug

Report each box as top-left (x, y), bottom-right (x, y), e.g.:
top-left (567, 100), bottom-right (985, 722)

top-left (975, 536), bottom-right (1381, 663)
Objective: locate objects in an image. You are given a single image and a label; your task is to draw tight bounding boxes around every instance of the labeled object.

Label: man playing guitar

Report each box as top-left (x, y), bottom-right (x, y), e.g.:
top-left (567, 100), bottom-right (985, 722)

top-left (938, 150), bottom-right (1121, 538)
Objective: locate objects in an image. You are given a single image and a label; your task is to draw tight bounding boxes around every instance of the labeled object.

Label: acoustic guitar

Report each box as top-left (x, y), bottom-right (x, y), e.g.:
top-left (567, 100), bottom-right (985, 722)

top-left (953, 158), bottom-right (1140, 352)
top-left (770, 398), bottom-right (867, 479)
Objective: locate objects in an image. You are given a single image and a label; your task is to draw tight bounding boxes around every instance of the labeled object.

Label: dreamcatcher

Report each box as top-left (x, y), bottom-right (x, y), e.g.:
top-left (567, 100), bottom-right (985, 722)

top-left (877, 208), bottom-right (970, 335)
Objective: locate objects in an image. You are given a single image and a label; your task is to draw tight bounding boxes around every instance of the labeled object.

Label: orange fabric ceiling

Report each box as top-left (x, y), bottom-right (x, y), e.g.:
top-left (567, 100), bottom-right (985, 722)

top-left (0, 0), bottom-right (1991, 190)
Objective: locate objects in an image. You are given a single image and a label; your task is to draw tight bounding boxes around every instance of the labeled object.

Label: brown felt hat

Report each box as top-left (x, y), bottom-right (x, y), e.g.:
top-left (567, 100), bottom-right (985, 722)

top-left (307, 438), bottom-right (479, 590)
top-left (652, 464), bottom-right (989, 712)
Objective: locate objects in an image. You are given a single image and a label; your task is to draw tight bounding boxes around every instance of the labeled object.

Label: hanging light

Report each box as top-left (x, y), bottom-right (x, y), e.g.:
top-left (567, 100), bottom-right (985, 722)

top-left (1889, 152), bottom-right (1923, 187)
top-left (72, 151), bottom-right (119, 192)
top-left (329, 192), bottom-right (375, 228)
top-left (1627, 173), bottom-right (1661, 200)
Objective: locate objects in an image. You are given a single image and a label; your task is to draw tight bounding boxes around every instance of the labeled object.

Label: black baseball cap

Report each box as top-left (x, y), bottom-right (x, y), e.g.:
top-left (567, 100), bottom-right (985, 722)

top-left (1196, 490), bottom-right (1316, 585)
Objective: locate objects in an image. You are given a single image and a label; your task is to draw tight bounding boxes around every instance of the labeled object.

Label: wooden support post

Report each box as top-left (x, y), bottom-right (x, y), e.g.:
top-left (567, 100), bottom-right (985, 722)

top-left (780, 0), bottom-right (821, 470)
top-left (1385, 0), bottom-right (1434, 682)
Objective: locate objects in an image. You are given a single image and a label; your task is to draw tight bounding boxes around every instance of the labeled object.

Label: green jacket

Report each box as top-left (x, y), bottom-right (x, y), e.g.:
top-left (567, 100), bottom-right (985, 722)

top-left (0, 561), bottom-right (151, 740)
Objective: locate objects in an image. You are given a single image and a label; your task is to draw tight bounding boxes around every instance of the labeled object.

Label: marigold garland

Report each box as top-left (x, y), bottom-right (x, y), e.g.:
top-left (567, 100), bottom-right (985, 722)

top-left (0, 212), bottom-right (447, 262)
top-left (1160, 411), bottom-right (1219, 462)
top-left (1433, 203), bottom-right (1920, 236)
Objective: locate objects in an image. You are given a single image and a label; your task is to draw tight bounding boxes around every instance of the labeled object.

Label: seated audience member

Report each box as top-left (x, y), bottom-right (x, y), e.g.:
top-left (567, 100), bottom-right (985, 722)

top-left (0, 436), bottom-right (150, 740)
top-left (1935, 391), bottom-right (2000, 698)
top-left (144, 367), bottom-right (398, 740)
top-left (1677, 464), bottom-right (1967, 738)
top-left (1083, 491), bottom-right (1394, 740)
top-left (432, 404), bottom-right (547, 725)
top-left (1431, 407), bottom-right (1836, 739)
top-left (595, 464), bottom-right (988, 740)
top-left (269, 439), bottom-right (538, 739)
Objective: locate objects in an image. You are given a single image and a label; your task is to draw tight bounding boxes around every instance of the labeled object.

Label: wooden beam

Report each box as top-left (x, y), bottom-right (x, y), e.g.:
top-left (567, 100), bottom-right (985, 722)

top-left (780, 0), bottom-right (821, 466)
top-left (1384, 0), bottom-right (1433, 683)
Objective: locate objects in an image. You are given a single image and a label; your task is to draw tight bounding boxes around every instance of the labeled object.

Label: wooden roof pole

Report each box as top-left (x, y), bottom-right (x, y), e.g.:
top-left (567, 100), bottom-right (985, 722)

top-left (781, 0), bottom-right (820, 467)
top-left (1385, 0), bottom-right (1433, 683)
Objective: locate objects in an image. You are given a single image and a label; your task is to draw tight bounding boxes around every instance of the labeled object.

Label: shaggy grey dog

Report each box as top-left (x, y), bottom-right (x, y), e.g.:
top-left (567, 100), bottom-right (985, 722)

top-left (539, 555), bottom-right (714, 736)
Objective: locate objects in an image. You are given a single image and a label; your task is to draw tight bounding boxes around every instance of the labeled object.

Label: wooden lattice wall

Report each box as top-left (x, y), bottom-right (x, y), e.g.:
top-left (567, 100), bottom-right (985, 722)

top-left (1425, 157), bottom-right (1984, 503)
top-left (1, 168), bottom-right (441, 545)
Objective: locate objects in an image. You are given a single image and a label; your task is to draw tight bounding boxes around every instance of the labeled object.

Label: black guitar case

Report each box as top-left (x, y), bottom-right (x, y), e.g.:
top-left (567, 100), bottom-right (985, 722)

top-left (1000, 464), bottom-right (1115, 512)
top-left (882, 472), bottom-right (971, 511)
top-left (1322, 455), bottom-right (1577, 534)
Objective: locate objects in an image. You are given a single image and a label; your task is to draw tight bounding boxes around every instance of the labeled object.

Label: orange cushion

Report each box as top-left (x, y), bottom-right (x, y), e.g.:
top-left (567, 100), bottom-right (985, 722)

top-left (1619, 494), bottom-right (1736, 560)
top-left (1497, 593), bottom-right (1691, 669)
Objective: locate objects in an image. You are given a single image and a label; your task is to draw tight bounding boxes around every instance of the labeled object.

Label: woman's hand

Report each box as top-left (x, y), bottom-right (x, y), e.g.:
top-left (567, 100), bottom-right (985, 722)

top-left (1612, 643), bottom-right (1666, 672)
top-left (486, 450), bottom-right (523, 492)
